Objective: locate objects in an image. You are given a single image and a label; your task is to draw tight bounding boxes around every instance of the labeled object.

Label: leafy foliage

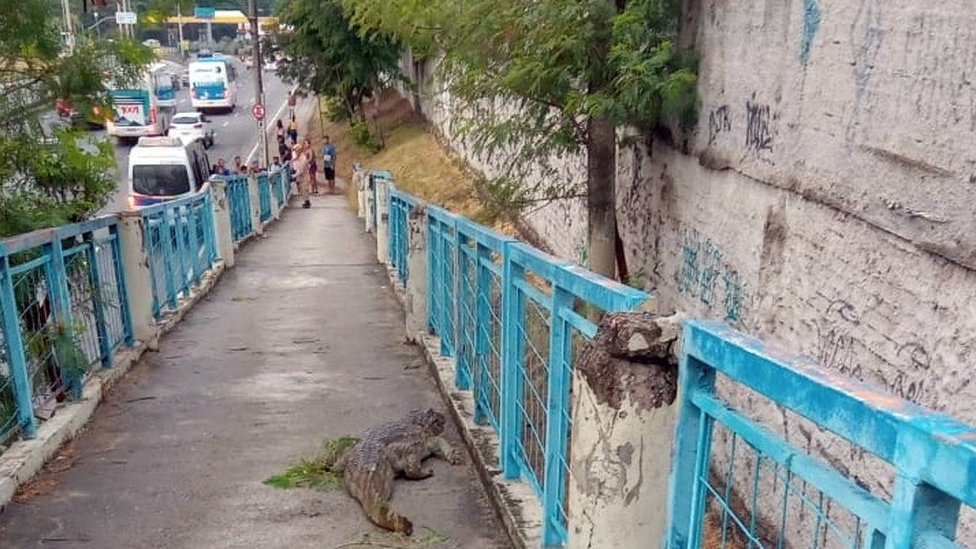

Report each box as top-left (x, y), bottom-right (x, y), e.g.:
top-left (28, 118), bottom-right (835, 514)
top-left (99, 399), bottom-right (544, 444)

top-left (272, 0), bottom-right (401, 122)
top-left (340, 0), bottom-right (698, 277)
top-left (0, 0), bottom-right (153, 238)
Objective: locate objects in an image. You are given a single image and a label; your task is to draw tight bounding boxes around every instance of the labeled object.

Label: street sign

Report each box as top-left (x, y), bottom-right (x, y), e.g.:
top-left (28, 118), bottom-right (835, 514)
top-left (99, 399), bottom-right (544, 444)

top-left (115, 11), bottom-right (137, 25)
top-left (194, 7), bottom-right (216, 19)
top-left (251, 103), bottom-right (266, 121)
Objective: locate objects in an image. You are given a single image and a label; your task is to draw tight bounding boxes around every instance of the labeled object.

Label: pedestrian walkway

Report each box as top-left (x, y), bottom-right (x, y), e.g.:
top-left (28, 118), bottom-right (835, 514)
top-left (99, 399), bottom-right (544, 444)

top-left (0, 190), bottom-right (509, 549)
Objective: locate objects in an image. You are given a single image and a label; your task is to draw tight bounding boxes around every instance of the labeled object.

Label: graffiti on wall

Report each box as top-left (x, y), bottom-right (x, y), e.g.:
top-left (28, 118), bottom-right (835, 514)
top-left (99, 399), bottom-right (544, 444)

top-left (708, 105), bottom-right (732, 145)
top-left (800, 0), bottom-right (823, 65)
top-left (811, 296), bottom-right (932, 402)
top-left (745, 100), bottom-right (774, 152)
top-left (677, 229), bottom-right (747, 323)
top-left (705, 97), bottom-right (777, 156)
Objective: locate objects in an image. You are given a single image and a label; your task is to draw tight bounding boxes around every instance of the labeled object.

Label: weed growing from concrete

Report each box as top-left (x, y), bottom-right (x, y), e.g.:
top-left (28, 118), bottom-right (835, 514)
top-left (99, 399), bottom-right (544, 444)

top-left (333, 527), bottom-right (451, 548)
top-left (263, 436), bottom-right (359, 492)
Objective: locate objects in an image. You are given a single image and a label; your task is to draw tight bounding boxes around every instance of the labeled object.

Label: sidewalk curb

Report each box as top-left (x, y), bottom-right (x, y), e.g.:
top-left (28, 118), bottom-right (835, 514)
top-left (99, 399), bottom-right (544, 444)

top-left (0, 260), bottom-right (227, 512)
top-left (382, 265), bottom-right (542, 549)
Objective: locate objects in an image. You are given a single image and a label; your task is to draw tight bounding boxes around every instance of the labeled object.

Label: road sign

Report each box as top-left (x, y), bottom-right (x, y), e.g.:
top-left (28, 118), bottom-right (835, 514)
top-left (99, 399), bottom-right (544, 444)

top-left (115, 11), bottom-right (137, 25)
top-left (194, 7), bottom-right (215, 19)
top-left (251, 103), bottom-right (266, 121)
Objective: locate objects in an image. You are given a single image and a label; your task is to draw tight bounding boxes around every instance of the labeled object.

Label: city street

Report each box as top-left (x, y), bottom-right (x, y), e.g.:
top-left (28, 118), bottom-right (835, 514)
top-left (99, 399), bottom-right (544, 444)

top-left (98, 62), bottom-right (294, 214)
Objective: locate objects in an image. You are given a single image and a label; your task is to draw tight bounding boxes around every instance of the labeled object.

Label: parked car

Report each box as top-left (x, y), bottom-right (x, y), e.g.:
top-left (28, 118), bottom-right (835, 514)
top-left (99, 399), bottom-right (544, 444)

top-left (128, 136), bottom-right (212, 207)
top-left (55, 98), bottom-right (106, 130)
top-left (167, 111), bottom-right (215, 148)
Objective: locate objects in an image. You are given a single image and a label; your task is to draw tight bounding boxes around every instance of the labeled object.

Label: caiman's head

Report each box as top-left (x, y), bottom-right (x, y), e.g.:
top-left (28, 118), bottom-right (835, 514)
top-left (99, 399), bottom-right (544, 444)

top-left (408, 408), bottom-right (446, 434)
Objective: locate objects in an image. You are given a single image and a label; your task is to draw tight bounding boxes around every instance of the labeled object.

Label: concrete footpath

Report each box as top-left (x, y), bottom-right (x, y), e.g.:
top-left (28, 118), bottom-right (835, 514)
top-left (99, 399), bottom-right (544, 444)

top-left (0, 191), bottom-right (510, 549)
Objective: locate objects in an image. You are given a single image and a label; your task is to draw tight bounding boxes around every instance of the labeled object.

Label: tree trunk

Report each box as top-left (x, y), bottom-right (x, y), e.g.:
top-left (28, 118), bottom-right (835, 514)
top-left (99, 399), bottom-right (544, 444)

top-left (586, 115), bottom-right (617, 280)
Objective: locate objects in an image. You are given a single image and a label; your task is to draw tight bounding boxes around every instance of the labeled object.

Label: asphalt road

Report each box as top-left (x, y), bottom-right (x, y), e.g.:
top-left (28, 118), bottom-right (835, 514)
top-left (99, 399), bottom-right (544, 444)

top-left (98, 62), bottom-right (293, 214)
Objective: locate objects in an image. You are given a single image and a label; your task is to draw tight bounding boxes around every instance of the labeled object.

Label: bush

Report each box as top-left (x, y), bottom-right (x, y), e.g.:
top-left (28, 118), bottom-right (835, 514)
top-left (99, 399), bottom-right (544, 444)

top-left (349, 121), bottom-right (382, 153)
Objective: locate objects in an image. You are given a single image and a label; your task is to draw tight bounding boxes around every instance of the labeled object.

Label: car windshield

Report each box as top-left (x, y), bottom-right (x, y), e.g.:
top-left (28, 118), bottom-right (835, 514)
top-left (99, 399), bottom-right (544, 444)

top-left (171, 115), bottom-right (199, 125)
top-left (132, 164), bottom-right (191, 196)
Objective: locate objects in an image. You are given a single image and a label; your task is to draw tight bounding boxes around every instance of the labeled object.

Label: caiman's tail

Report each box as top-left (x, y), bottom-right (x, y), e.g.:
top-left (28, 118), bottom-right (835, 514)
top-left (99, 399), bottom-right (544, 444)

top-left (365, 501), bottom-right (413, 536)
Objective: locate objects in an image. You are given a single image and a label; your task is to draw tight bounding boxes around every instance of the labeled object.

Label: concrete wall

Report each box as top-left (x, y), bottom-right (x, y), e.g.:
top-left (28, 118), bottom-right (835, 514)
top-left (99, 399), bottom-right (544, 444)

top-left (397, 0), bottom-right (976, 542)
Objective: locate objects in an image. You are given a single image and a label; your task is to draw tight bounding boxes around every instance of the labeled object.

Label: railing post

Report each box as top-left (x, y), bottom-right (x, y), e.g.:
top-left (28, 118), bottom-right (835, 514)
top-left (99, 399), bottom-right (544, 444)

top-left (375, 177), bottom-right (390, 264)
top-left (500, 242), bottom-right (525, 480)
top-left (404, 204), bottom-right (429, 343)
top-left (426, 214), bottom-right (438, 332)
top-left (886, 465), bottom-right (961, 549)
top-left (473, 241), bottom-right (493, 426)
top-left (185, 203), bottom-right (202, 286)
top-left (210, 180), bottom-right (235, 268)
top-left (118, 211), bottom-right (160, 350)
top-left (0, 255), bottom-right (39, 438)
top-left (83, 232), bottom-right (113, 368)
top-left (45, 236), bottom-right (81, 398)
top-left (160, 210), bottom-right (179, 311)
top-left (247, 173), bottom-right (263, 236)
top-left (542, 285), bottom-right (573, 546)
top-left (109, 222), bottom-right (135, 347)
top-left (438, 219), bottom-right (454, 358)
top-left (454, 224), bottom-right (471, 390)
top-left (356, 168), bottom-right (367, 219)
top-left (666, 323), bottom-right (718, 549)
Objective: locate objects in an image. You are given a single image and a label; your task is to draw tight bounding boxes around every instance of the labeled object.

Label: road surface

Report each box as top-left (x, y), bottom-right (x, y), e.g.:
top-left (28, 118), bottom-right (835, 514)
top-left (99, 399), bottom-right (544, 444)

top-left (98, 64), bottom-right (294, 214)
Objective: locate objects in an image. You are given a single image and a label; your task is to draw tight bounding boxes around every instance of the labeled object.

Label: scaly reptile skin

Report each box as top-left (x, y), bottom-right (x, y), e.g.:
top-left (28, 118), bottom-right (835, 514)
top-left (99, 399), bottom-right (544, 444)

top-left (335, 408), bottom-right (462, 535)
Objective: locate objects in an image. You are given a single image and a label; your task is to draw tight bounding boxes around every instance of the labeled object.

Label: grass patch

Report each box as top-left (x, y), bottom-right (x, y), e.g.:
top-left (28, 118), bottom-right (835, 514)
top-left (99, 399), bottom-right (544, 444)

top-left (306, 90), bottom-right (519, 237)
top-left (264, 436), bottom-right (359, 492)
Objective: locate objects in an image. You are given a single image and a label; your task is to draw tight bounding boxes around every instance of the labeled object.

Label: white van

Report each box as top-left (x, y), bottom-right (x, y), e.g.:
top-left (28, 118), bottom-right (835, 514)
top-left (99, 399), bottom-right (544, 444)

top-left (127, 136), bottom-right (212, 207)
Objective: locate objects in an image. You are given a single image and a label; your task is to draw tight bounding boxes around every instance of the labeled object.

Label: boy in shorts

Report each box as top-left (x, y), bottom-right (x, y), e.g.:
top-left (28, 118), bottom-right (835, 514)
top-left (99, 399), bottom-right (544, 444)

top-left (322, 135), bottom-right (337, 192)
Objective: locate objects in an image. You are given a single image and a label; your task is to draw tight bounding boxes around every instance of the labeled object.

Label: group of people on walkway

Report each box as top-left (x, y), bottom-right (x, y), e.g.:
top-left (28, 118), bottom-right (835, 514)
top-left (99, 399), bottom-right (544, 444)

top-left (270, 117), bottom-right (337, 209)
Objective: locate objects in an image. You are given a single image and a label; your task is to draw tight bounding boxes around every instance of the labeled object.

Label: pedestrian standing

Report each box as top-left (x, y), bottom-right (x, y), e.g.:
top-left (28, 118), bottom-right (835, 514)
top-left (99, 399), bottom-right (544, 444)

top-left (276, 119), bottom-right (285, 142)
top-left (322, 135), bottom-right (337, 193)
top-left (305, 139), bottom-right (319, 195)
top-left (287, 90), bottom-right (297, 118)
top-left (292, 142), bottom-right (311, 209)
top-left (287, 116), bottom-right (299, 144)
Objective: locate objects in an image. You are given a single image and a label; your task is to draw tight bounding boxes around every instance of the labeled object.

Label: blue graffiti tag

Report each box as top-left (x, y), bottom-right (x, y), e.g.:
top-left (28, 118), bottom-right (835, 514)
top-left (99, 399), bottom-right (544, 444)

top-left (800, 0), bottom-right (822, 65)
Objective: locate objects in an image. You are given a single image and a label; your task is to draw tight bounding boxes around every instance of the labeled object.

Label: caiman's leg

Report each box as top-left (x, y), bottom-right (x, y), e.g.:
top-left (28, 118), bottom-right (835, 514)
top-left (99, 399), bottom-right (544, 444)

top-left (402, 453), bottom-right (434, 479)
top-left (427, 436), bottom-right (463, 465)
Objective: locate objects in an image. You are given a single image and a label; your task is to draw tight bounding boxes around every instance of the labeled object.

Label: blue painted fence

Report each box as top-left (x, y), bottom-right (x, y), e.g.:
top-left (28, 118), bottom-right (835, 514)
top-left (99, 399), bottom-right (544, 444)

top-left (0, 217), bottom-right (133, 443)
top-left (385, 183), bottom-right (651, 546)
top-left (225, 175), bottom-right (253, 243)
top-left (669, 320), bottom-right (976, 549)
top-left (140, 188), bottom-right (217, 320)
top-left (258, 173), bottom-right (273, 223)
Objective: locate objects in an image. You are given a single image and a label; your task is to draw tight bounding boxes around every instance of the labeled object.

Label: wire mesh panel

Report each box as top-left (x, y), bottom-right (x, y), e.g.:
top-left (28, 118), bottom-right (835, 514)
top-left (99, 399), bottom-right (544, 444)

top-left (225, 175), bottom-right (253, 243)
top-left (426, 207), bottom-right (458, 357)
top-left (140, 191), bottom-right (216, 320)
top-left (0, 216), bottom-right (134, 445)
top-left (671, 320), bottom-right (976, 549)
top-left (388, 190), bottom-right (415, 284)
top-left (258, 173), bottom-right (272, 223)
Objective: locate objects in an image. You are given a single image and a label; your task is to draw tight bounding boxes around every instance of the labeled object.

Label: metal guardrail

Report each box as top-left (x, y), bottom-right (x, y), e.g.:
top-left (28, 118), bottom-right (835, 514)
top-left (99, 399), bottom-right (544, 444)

top-left (0, 216), bottom-right (133, 442)
top-left (258, 173), bottom-right (273, 223)
top-left (225, 176), bottom-right (253, 243)
top-left (139, 188), bottom-right (217, 320)
top-left (387, 183), bottom-right (652, 546)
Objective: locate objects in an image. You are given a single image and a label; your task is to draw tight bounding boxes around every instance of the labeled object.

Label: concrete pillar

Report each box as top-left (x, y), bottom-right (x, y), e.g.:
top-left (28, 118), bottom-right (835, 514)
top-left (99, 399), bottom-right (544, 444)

top-left (247, 174), bottom-right (263, 235)
top-left (118, 212), bottom-right (160, 350)
top-left (375, 178), bottom-right (390, 264)
top-left (354, 168), bottom-right (367, 219)
top-left (365, 173), bottom-right (376, 234)
top-left (210, 180), bottom-right (235, 268)
top-left (567, 312), bottom-right (684, 549)
top-left (403, 205), bottom-right (429, 342)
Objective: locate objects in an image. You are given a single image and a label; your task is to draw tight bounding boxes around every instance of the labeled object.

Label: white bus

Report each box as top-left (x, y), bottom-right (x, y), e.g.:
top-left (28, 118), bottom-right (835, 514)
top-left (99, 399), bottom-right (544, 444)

top-left (151, 62), bottom-right (178, 109)
top-left (105, 63), bottom-right (170, 143)
top-left (188, 53), bottom-right (237, 113)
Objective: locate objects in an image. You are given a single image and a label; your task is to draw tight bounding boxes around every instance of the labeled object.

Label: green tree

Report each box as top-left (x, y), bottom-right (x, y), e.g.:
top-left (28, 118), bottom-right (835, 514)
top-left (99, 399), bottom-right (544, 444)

top-left (340, 0), bottom-right (696, 279)
top-left (0, 0), bottom-right (153, 237)
top-left (273, 0), bottom-right (401, 124)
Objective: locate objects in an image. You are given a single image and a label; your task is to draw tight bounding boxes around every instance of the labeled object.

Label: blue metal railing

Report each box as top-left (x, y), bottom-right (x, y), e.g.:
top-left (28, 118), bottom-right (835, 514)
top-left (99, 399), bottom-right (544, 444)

top-left (391, 186), bottom-right (650, 546)
top-left (669, 320), bottom-right (976, 549)
top-left (271, 169), bottom-right (289, 210)
top-left (388, 188), bottom-right (416, 283)
top-left (0, 216), bottom-right (133, 443)
top-left (258, 173), bottom-right (273, 223)
top-left (225, 176), bottom-right (252, 243)
top-left (140, 188), bottom-right (217, 320)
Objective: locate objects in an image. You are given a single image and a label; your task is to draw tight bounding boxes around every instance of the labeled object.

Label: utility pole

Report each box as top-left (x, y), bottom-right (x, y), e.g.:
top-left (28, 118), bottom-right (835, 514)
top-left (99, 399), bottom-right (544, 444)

top-left (176, 3), bottom-right (185, 58)
top-left (61, 0), bottom-right (74, 53)
top-left (248, 0), bottom-right (269, 167)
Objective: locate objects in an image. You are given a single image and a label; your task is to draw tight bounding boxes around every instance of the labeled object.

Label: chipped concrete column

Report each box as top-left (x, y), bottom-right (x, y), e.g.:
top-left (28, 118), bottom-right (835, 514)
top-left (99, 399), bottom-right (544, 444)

top-left (375, 178), bottom-right (390, 264)
top-left (364, 174), bottom-right (376, 234)
top-left (210, 180), bottom-right (235, 268)
top-left (118, 211), bottom-right (160, 351)
top-left (354, 167), bottom-right (367, 219)
top-left (247, 174), bottom-right (264, 236)
top-left (403, 204), bottom-right (429, 342)
top-left (568, 312), bottom-right (685, 549)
